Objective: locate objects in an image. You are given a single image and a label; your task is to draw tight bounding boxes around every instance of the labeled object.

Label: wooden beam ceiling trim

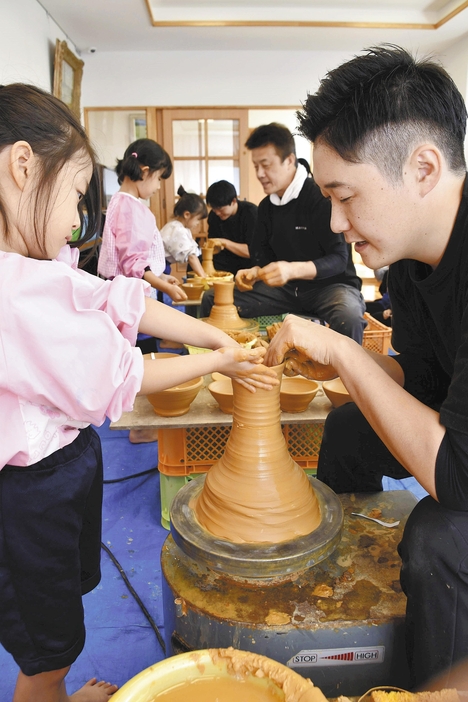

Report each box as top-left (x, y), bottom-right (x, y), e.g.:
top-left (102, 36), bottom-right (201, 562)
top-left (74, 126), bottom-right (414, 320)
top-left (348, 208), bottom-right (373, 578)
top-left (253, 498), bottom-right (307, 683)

top-left (144, 0), bottom-right (468, 31)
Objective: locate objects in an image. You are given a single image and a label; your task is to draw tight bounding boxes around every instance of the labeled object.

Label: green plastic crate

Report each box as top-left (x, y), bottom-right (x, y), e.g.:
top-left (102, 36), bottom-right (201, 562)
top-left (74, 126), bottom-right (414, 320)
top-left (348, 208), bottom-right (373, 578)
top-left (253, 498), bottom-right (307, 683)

top-left (255, 314), bottom-right (287, 332)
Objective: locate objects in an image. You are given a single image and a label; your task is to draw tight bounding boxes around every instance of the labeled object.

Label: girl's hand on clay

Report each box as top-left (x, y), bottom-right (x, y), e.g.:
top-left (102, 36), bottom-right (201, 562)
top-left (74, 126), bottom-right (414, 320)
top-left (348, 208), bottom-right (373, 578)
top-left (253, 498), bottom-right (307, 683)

top-left (171, 287), bottom-right (188, 302)
top-left (161, 273), bottom-right (182, 286)
top-left (264, 315), bottom-right (342, 381)
top-left (216, 346), bottom-right (279, 391)
top-left (158, 274), bottom-right (188, 302)
top-left (235, 266), bottom-right (261, 292)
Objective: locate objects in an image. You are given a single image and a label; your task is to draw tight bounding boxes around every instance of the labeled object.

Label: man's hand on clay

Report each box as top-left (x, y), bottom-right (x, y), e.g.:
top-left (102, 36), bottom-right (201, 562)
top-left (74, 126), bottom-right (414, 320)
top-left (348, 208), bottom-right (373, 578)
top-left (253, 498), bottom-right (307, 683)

top-left (235, 266), bottom-right (262, 292)
top-left (258, 261), bottom-right (295, 287)
top-left (264, 315), bottom-right (340, 380)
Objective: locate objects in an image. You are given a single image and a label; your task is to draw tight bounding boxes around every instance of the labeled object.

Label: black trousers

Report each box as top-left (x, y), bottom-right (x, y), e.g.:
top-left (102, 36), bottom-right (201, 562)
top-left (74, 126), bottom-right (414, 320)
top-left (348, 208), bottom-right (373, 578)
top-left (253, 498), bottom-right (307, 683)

top-left (200, 281), bottom-right (367, 344)
top-left (317, 403), bottom-right (468, 688)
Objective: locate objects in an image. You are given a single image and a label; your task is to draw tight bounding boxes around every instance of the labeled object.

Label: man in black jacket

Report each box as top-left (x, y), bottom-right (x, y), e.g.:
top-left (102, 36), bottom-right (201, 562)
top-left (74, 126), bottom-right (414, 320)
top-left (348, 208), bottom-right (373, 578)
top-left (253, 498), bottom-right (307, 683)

top-left (201, 123), bottom-right (366, 343)
top-left (266, 46), bottom-right (468, 689)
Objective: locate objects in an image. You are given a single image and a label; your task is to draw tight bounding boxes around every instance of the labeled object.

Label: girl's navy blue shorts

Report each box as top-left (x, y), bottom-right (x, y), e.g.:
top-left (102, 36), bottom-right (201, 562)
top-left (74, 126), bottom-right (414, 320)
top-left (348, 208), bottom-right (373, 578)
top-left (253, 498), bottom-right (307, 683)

top-left (0, 426), bottom-right (103, 676)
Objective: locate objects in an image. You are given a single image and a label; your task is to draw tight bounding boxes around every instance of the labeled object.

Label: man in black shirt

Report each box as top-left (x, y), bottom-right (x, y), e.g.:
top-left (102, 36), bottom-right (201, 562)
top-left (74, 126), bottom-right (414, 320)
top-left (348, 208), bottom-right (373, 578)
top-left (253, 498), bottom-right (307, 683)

top-left (266, 46), bottom-right (468, 689)
top-left (201, 124), bottom-right (366, 343)
top-left (205, 180), bottom-right (256, 276)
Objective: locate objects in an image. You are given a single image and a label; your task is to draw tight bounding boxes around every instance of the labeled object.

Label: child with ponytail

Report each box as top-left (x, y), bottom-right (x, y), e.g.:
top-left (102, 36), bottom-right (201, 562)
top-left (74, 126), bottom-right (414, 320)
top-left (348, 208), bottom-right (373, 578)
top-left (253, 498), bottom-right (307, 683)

top-left (161, 185), bottom-right (208, 279)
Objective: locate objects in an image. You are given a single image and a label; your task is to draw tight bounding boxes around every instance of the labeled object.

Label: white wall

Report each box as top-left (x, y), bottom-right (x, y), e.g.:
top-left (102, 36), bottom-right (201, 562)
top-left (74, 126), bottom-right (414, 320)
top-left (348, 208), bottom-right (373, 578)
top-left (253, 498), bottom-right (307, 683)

top-left (1, 0), bottom-right (467, 129)
top-left (0, 0), bottom-right (78, 91)
top-left (441, 36), bottom-right (468, 99)
top-left (81, 49), bottom-right (353, 108)
top-left (436, 38), bottom-right (468, 161)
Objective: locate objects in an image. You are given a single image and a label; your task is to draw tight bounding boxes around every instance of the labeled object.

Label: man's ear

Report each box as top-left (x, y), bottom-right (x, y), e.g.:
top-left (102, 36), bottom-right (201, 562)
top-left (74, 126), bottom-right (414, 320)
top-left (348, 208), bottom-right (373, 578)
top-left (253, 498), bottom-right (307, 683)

top-left (9, 141), bottom-right (35, 191)
top-left (410, 145), bottom-right (442, 197)
top-left (285, 153), bottom-right (296, 169)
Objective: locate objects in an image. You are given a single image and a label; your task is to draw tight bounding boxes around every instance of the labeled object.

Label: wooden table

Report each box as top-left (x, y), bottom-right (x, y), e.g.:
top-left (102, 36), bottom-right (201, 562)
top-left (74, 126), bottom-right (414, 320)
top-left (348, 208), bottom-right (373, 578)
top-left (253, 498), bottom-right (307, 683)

top-left (172, 297), bottom-right (204, 318)
top-left (111, 378), bottom-right (332, 431)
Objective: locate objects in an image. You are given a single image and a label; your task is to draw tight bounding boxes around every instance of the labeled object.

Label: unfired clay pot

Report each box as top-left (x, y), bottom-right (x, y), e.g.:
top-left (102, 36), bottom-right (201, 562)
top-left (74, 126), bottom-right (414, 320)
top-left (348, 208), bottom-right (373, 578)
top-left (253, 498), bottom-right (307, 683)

top-left (143, 352), bottom-right (179, 361)
top-left (195, 365), bottom-right (321, 543)
top-left (279, 376), bottom-right (320, 413)
top-left (211, 371), bottom-right (230, 382)
top-left (181, 282), bottom-right (205, 300)
top-left (201, 245), bottom-right (217, 276)
top-left (205, 280), bottom-right (257, 331)
top-left (322, 377), bottom-right (351, 408)
top-left (147, 376), bottom-right (203, 417)
top-left (208, 378), bottom-right (234, 414)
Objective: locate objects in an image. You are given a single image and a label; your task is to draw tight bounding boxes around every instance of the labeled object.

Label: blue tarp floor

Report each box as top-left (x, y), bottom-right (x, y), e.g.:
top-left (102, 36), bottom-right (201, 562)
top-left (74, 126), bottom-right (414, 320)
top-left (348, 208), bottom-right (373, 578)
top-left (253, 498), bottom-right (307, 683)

top-left (0, 418), bottom-right (428, 700)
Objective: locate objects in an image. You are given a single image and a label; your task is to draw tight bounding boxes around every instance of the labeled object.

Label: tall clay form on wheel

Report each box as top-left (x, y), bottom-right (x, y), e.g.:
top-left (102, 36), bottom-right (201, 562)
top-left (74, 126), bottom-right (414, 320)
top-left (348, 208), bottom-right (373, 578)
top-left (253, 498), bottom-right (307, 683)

top-left (205, 280), bottom-right (252, 331)
top-left (202, 243), bottom-right (217, 276)
top-left (195, 364), bottom-right (321, 543)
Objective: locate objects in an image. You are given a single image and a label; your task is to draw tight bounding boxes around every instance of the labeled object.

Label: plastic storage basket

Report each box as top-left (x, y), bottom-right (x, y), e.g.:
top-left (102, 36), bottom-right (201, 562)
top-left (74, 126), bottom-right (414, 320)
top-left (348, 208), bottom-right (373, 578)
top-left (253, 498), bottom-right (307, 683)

top-left (362, 312), bottom-right (392, 354)
top-left (158, 422), bottom-right (324, 529)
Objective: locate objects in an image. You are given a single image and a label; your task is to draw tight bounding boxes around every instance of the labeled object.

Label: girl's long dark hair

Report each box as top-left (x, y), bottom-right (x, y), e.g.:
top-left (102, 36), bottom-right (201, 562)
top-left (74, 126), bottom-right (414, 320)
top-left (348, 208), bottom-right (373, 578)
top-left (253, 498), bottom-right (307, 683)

top-left (0, 83), bottom-right (101, 256)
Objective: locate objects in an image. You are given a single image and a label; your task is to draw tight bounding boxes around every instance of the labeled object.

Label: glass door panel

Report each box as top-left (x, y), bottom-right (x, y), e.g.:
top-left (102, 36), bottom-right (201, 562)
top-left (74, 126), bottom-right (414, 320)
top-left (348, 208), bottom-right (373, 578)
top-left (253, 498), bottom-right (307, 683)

top-left (162, 108), bottom-right (249, 231)
top-left (208, 160), bottom-right (239, 192)
top-left (173, 160), bottom-right (206, 196)
top-left (173, 120), bottom-right (205, 158)
top-left (207, 119), bottom-right (239, 157)
top-left (170, 118), bottom-right (241, 196)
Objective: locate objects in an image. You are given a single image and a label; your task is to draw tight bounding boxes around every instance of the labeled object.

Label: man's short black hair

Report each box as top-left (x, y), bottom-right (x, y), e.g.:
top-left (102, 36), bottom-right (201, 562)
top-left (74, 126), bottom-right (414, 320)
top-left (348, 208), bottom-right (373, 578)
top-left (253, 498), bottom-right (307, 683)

top-left (206, 180), bottom-right (237, 208)
top-left (245, 123), bottom-right (296, 162)
top-left (298, 44), bottom-right (467, 182)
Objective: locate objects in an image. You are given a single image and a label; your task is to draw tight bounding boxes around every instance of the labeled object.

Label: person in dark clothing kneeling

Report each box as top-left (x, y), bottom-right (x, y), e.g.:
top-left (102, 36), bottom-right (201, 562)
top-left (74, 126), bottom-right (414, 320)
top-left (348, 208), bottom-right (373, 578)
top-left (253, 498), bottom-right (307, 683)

top-left (265, 45), bottom-right (468, 690)
top-left (205, 180), bottom-right (257, 276)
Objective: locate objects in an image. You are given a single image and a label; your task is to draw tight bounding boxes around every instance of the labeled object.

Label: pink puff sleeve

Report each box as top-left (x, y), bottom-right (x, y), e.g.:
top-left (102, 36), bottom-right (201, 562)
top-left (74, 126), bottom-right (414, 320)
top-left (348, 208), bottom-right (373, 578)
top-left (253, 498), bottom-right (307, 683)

top-left (111, 195), bottom-right (159, 279)
top-left (1, 253), bottom-right (148, 426)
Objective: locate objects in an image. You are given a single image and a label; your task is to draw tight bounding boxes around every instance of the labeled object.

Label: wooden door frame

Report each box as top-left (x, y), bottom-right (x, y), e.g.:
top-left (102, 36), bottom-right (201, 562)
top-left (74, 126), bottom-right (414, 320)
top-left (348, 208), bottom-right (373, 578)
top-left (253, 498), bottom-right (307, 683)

top-left (84, 105), bottom-right (304, 227)
top-left (160, 107), bottom-right (249, 228)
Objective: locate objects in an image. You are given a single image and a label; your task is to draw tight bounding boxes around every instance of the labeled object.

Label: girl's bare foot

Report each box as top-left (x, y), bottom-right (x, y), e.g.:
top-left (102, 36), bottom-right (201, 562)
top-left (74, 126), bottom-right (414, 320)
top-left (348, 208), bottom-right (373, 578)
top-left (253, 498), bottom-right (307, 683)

top-left (129, 428), bottom-right (159, 443)
top-left (70, 678), bottom-right (118, 701)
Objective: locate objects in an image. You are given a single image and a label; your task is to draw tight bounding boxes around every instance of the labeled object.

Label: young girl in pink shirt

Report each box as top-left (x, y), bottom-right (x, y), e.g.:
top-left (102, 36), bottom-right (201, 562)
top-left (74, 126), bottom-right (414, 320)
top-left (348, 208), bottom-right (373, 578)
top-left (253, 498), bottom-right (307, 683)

top-left (0, 83), bottom-right (275, 702)
top-left (98, 138), bottom-right (187, 304)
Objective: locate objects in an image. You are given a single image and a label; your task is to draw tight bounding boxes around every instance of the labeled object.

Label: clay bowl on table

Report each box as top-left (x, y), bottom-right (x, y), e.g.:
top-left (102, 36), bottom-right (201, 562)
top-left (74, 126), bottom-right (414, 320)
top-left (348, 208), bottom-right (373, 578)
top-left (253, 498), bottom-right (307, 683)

top-left (279, 376), bottom-right (320, 413)
top-left (322, 377), bottom-right (352, 408)
top-left (180, 282), bottom-right (205, 300)
top-left (208, 378), bottom-right (234, 414)
top-left (147, 376), bottom-right (203, 417)
top-left (143, 352), bottom-right (179, 360)
top-left (211, 371), bottom-right (230, 382)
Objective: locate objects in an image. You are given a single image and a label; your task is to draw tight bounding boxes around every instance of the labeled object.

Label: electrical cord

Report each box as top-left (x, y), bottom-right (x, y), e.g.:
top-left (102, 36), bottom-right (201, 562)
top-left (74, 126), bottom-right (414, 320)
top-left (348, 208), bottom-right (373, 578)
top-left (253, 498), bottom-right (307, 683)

top-left (100, 542), bottom-right (166, 654)
top-left (101, 465), bottom-right (166, 654)
top-left (103, 466), bottom-right (159, 484)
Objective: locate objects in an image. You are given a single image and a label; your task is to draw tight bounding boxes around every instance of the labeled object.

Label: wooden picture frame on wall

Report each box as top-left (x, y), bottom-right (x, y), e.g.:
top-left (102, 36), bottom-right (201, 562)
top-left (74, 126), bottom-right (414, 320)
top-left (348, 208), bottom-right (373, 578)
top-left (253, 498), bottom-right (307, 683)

top-left (53, 40), bottom-right (84, 119)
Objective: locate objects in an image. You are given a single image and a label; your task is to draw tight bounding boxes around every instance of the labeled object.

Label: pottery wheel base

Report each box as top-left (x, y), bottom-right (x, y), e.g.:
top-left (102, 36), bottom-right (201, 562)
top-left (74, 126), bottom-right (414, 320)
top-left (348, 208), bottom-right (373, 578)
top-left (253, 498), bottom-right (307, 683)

top-left (170, 475), bottom-right (343, 580)
top-left (162, 491), bottom-right (417, 697)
